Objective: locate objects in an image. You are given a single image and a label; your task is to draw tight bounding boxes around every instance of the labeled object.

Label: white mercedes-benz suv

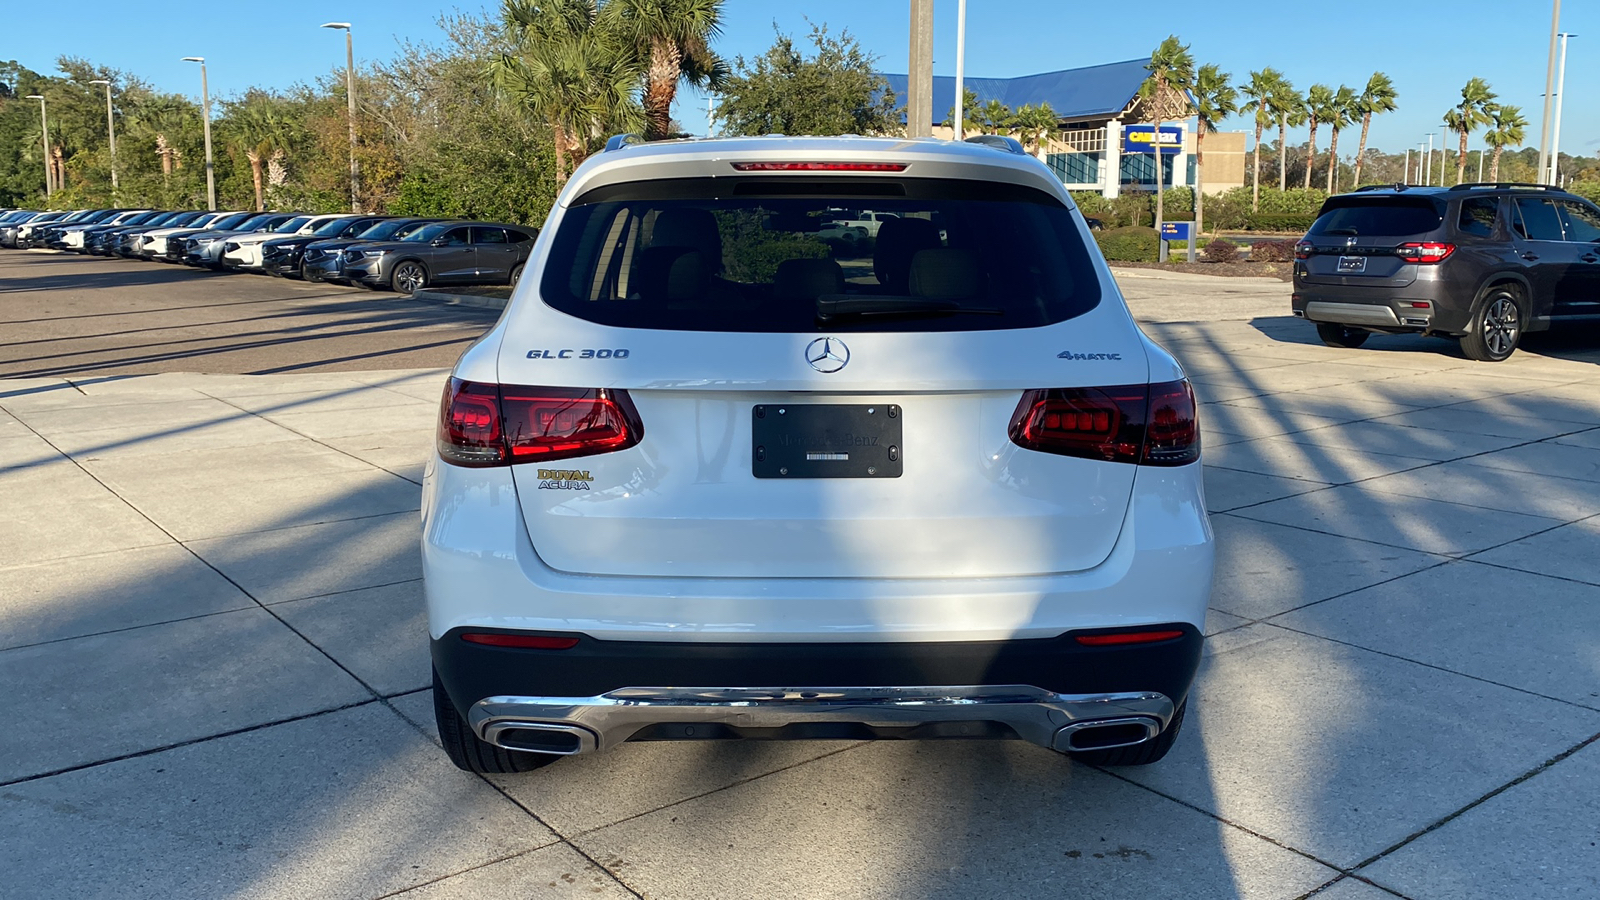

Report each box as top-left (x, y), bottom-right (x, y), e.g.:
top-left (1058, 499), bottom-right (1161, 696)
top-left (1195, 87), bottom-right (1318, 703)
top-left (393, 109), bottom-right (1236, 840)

top-left (423, 135), bottom-right (1213, 774)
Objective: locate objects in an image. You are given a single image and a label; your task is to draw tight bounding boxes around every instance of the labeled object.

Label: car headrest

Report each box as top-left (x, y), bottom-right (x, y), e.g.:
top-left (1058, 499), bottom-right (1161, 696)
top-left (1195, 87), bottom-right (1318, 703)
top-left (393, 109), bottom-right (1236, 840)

top-left (908, 248), bottom-right (985, 301)
top-left (773, 258), bottom-right (846, 302)
top-left (648, 208), bottom-right (722, 270)
top-left (873, 216), bottom-right (941, 293)
top-left (635, 246), bottom-right (707, 303)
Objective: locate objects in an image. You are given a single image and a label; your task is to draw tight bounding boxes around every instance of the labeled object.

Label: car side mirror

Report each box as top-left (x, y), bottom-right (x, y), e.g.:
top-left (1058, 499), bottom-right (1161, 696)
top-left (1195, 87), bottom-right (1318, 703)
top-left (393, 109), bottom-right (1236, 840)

top-left (431, 237), bottom-right (450, 247)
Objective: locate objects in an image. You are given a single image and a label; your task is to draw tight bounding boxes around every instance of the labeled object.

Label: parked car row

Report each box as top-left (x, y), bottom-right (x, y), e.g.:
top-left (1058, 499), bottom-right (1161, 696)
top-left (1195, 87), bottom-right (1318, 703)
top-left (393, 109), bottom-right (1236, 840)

top-left (0, 207), bottom-right (538, 294)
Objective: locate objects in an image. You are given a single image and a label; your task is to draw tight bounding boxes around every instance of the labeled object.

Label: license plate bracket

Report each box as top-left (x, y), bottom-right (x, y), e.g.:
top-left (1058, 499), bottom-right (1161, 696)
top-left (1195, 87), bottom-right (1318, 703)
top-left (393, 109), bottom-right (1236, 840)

top-left (1337, 256), bottom-right (1367, 273)
top-left (752, 404), bottom-right (903, 478)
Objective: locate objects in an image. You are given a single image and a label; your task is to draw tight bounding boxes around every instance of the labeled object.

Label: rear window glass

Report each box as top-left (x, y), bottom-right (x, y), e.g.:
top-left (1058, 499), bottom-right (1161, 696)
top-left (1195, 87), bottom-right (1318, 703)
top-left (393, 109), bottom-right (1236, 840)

top-left (539, 178), bottom-right (1101, 333)
top-left (1309, 198), bottom-right (1443, 237)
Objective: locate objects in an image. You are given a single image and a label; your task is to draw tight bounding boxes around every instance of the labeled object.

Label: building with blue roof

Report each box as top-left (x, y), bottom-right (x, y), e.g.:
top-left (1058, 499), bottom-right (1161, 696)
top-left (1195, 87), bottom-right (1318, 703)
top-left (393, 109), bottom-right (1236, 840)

top-left (880, 59), bottom-right (1246, 200)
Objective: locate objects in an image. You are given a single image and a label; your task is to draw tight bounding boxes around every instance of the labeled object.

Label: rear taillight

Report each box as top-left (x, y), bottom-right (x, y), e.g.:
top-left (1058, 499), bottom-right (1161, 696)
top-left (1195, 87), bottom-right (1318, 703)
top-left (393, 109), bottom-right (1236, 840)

top-left (1394, 242), bottom-right (1455, 264)
top-left (1295, 241), bottom-right (1314, 260)
top-left (438, 378), bottom-right (643, 468)
top-left (1009, 380), bottom-right (1199, 466)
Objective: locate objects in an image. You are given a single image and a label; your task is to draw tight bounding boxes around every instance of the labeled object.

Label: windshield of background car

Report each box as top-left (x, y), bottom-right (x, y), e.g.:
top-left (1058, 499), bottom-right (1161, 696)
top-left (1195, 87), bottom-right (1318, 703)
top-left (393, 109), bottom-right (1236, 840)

top-left (402, 222), bottom-right (457, 243)
top-left (272, 216), bottom-right (312, 233)
top-left (1309, 197), bottom-right (1444, 237)
top-left (312, 217), bottom-right (361, 237)
top-left (209, 213), bottom-right (253, 230)
top-left (358, 219), bottom-right (424, 240)
top-left (540, 177), bottom-right (1102, 333)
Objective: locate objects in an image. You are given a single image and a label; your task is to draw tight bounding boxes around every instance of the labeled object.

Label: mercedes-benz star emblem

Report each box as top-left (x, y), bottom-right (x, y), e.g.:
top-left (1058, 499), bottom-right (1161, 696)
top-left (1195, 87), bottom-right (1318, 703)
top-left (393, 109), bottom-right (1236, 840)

top-left (805, 337), bottom-right (850, 373)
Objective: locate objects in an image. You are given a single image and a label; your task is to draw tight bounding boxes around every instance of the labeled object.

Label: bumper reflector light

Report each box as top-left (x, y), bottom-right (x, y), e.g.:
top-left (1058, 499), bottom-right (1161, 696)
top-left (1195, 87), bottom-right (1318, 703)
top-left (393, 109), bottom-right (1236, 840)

top-left (1074, 630), bottom-right (1185, 646)
top-left (461, 633), bottom-right (581, 650)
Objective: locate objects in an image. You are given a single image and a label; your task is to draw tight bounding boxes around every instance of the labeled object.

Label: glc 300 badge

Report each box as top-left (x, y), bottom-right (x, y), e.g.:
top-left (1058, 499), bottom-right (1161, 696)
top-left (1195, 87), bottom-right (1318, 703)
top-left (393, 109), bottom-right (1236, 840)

top-left (805, 337), bottom-right (849, 373)
top-left (1057, 350), bottom-right (1123, 361)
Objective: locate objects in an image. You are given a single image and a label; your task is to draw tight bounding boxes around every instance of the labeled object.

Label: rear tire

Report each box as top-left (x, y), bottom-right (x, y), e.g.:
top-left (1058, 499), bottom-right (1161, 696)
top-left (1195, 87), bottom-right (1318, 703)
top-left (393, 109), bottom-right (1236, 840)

top-left (509, 263), bottom-right (524, 287)
top-left (1315, 322), bottom-right (1370, 348)
top-left (432, 668), bottom-right (559, 774)
top-left (1460, 286), bottom-right (1522, 362)
top-left (1067, 701), bottom-right (1186, 767)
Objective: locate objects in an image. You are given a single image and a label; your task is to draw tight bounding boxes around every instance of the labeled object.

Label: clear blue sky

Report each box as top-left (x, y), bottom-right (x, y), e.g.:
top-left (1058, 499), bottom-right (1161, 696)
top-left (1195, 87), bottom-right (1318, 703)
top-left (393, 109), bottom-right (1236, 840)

top-left (11, 0), bottom-right (1595, 159)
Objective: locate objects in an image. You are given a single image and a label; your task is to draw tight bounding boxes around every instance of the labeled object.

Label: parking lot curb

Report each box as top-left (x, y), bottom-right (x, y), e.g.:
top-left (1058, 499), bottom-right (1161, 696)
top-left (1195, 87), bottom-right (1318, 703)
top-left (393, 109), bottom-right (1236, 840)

top-left (409, 288), bottom-right (510, 311)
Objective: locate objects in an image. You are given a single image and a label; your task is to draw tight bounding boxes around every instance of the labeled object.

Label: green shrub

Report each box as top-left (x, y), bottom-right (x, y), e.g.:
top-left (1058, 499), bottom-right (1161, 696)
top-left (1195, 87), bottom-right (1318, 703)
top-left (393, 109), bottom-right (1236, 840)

top-left (1203, 238), bottom-right (1239, 262)
top-left (1244, 212), bottom-right (1318, 233)
top-left (1250, 239), bottom-right (1298, 262)
top-left (1095, 226), bottom-right (1160, 262)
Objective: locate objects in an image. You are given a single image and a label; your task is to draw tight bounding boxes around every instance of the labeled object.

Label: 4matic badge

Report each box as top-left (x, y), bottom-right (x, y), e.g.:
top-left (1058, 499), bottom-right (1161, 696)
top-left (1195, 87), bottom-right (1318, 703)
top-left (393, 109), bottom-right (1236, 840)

top-left (1057, 350), bottom-right (1123, 361)
top-left (536, 468), bottom-right (593, 490)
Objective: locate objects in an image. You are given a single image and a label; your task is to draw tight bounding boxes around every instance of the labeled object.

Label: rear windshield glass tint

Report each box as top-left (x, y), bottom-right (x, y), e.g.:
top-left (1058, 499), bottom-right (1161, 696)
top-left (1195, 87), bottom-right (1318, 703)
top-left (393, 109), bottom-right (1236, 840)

top-left (1309, 198), bottom-right (1443, 237)
top-left (539, 177), bottom-right (1101, 333)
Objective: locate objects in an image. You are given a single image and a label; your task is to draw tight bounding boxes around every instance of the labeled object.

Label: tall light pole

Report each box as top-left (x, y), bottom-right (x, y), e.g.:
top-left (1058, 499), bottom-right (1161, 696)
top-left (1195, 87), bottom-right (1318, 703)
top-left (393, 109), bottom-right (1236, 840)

top-left (1537, 0), bottom-right (1562, 184)
top-left (952, 0), bottom-right (967, 139)
top-left (25, 94), bottom-right (51, 198)
top-left (1550, 32), bottom-right (1576, 185)
top-left (322, 22), bottom-right (361, 213)
top-left (907, 0), bottom-right (933, 138)
top-left (1404, 148), bottom-right (1411, 183)
top-left (88, 79), bottom-right (118, 201)
top-left (182, 57), bottom-right (216, 210)
top-left (1424, 134), bottom-right (1434, 186)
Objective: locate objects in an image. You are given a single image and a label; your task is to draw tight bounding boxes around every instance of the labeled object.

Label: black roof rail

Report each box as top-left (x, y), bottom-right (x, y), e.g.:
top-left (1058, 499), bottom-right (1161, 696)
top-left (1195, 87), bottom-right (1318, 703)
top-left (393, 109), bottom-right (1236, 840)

top-left (1352, 183), bottom-right (1411, 192)
top-left (1447, 182), bottom-right (1558, 191)
top-left (603, 134), bottom-right (645, 152)
top-left (963, 134), bottom-right (1027, 154)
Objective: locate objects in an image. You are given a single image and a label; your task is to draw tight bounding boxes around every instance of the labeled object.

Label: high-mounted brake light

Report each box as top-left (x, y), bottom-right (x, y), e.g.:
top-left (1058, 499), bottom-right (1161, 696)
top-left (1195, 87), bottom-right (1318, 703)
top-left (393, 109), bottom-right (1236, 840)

top-left (1394, 242), bottom-right (1455, 264)
top-left (729, 162), bottom-right (909, 172)
top-left (438, 378), bottom-right (643, 468)
top-left (461, 632), bottom-right (580, 650)
top-left (1009, 380), bottom-right (1199, 466)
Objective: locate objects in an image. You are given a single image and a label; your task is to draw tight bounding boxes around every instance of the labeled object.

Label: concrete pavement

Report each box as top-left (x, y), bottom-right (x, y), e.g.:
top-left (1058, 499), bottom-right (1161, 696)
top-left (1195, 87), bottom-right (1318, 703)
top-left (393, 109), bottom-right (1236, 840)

top-left (1, 268), bottom-right (1599, 898)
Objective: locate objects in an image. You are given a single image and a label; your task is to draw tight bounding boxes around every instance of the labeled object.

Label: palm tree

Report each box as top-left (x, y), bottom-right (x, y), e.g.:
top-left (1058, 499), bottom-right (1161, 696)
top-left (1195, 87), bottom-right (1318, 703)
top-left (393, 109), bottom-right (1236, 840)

top-left (1302, 84), bottom-right (1334, 189)
top-left (1240, 68), bottom-right (1284, 211)
top-left (610, 0), bottom-right (726, 141)
top-left (1445, 77), bottom-right (1496, 186)
top-left (226, 93), bottom-right (298, 211)
top-left (946, 88), bottom-right (980, 138)
top-left (1351, 72), bottom-right (1398, 186)
top-left (977, 99), bottom-right (1013, 135)
top-left (1012, 103), bottom-right (1058, 156)
top-left (492, 0), bottom-right (644, 182)
top-left (1140, 36), bottom-right (1195, 246)
top-left (1270, 78), bottom-right (1302, 192)
top-left (1192, 63), bottom-right (1236, 236)
top-left (1325, 85), bottom-right (1356, 193)
top-left (1483, 103), bottom-right (1527, 182)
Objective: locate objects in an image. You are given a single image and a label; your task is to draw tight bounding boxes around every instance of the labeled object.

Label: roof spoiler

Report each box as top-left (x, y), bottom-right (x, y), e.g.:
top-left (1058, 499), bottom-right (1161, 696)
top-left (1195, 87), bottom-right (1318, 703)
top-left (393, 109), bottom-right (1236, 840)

top-left (963, 135), bottom-right (1027, 155)
top-left (1352, 183), bottom-right (1411, 192)
top-left (603, 134), bottom-right (645, 152)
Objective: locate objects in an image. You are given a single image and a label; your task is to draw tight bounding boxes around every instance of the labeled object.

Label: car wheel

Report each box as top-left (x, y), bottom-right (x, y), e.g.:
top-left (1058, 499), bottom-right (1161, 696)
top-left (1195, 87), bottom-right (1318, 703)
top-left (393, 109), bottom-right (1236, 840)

top-left (300, 263), bottom-right (320, 282)
top-left (432, 668), bottom-right (558, 774)
top-left (1315, 322), bottom-right (1370, 349)
top-left (1461, 286), bottom-right (1522, 362)
top-left (509, 264), bottom-right (524, 287)
top-left (1065, 701), bottom-right (1186, 767)
top-left (391, 260), bottom-right (428, 295)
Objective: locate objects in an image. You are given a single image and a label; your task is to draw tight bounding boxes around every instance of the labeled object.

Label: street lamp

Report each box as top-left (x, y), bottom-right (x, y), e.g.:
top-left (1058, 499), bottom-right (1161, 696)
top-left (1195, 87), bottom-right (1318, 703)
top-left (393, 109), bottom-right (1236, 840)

top-left (953, 0), bottom-right (967, 139)
top-left (1550, 33), bottom-right (1576, 185)
top-left (1537, 0), bottom-right (1562, 184)
top-left (322, 22), bottom-right (361, 214)
top-left (1424, 134), bottom-right (1435, 186)
top-left (88, 79), bottom-right (118, 201)
top-left (182, 56), bottom-right (217, 210)
top-left (24, 94), bottom-right (51, 198)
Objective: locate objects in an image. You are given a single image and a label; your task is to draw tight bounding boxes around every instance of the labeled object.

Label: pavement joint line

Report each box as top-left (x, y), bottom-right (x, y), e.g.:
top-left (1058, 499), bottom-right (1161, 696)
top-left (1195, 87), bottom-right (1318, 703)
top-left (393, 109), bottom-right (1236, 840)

top-left (257, 576), bottom-right (426, 608)
top-left (1209, 555), bottom-right (1456, 630)
top-left (0, 696), bottom-right (387, 789)
top-left (561, 741), bottom-right (871, 844)
top-left (1255, 620), bottom-right (1600, 715)
top-left (0, 603), bottom-right (258, 655)
top-left (196, 389), bottom-right (425, 487)
top-left (1294, 874), bottom-right (1414, 900)
top-left (364, 844), bottom-right (580, 900)
top-left (1345, 729), bottom-right (1600, 874)
top-left (472, 777), bottom-right (649, 900)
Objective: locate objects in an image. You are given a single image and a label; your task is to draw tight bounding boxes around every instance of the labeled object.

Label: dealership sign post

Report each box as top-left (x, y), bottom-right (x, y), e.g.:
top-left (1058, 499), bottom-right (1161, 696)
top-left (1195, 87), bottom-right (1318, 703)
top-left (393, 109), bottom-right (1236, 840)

top-left (1161, 221), bottom-right (1196, 262)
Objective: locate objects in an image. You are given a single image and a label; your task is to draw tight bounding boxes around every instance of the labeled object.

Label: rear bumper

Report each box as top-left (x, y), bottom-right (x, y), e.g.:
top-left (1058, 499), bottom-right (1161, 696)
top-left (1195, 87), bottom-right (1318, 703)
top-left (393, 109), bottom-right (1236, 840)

top-left (1293, 279), bottom-right (1470, 333)
top-left (434, 627), bottom-right (1199, 755)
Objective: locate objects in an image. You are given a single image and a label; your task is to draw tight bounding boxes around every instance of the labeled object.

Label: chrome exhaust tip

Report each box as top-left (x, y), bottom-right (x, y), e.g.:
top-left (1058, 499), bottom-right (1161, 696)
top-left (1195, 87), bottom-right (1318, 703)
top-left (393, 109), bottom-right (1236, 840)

top-left (482, 722), bottom-right (598, 756)
top-left (1051, 716), bottom-right (1161, 753)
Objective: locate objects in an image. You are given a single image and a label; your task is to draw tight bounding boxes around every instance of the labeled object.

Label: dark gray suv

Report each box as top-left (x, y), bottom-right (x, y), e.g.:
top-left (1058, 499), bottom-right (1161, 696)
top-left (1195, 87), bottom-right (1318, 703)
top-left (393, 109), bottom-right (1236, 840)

top-left (1293, 183), bottom-right (1600, 362)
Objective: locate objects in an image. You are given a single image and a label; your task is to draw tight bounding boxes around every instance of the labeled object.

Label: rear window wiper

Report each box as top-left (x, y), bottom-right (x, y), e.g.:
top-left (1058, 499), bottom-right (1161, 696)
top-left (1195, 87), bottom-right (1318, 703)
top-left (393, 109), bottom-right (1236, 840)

top-left (816, 295), bottom-right (1003, 322)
